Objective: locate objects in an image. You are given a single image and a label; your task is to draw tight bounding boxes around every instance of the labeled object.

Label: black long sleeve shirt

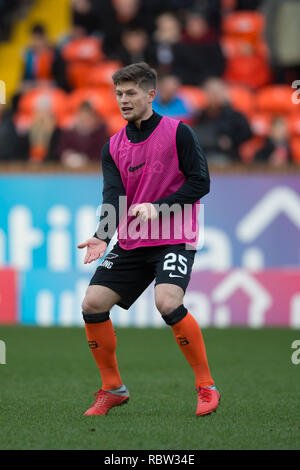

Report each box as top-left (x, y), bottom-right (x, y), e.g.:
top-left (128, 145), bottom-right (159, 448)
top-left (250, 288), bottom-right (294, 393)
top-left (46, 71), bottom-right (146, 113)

top-left (96, 111), bottom-right (210, 244)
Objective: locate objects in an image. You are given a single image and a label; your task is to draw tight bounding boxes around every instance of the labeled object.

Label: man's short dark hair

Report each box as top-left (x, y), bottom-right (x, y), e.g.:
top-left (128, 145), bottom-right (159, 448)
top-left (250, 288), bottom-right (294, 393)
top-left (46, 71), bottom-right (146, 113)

top-left (112, 62), bottom-right (157, 91)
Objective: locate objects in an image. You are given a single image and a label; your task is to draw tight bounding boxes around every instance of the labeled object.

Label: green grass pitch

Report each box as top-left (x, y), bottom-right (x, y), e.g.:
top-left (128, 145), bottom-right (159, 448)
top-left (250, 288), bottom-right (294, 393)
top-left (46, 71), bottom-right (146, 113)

top-left (0, 325), bottom-right (299, 450)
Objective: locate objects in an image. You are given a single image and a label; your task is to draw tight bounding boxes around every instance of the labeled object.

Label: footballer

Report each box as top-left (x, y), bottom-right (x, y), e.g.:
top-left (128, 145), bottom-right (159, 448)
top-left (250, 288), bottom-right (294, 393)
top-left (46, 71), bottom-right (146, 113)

top-left (78, 62), bottom-right (220, 417)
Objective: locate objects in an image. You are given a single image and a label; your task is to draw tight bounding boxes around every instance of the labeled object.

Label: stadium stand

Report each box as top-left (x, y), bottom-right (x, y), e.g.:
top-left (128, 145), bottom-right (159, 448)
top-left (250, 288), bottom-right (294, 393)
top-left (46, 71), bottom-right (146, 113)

top-left (0, 0), bottom-right (299, 165)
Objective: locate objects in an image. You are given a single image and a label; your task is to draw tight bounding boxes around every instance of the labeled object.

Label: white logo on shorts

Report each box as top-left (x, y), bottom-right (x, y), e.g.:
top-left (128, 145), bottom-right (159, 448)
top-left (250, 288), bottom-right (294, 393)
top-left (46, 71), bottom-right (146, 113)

top-left (101, 260), bottom-right (114, 269)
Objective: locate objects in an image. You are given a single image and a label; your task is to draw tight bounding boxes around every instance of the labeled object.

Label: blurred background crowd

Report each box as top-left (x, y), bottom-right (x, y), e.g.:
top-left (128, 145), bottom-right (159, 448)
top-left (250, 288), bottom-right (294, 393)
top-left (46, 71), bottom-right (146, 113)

top-left (0, 0), bottom-right (300, 168)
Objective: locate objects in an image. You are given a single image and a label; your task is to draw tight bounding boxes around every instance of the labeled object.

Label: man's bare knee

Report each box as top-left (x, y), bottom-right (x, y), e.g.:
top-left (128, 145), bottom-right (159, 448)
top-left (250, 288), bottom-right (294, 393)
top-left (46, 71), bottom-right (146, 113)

top-left (82, 285), bottom-right (121, 314)
top-left (155, 296), bottom-right (182, 316)
top-left (82, 297), bottom-right (103, 314)
top-left (155, 284), bottom-right (184, 316)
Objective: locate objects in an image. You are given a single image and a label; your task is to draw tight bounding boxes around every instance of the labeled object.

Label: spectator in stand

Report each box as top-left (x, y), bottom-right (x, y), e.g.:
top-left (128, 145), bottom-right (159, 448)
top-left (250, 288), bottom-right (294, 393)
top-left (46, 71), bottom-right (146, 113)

top-left (22, 24), bottom-right (55, 86)
top-left (191, 0), bottom-right (222, 32)
top-left (193, 78), bottom-right (252, 163)
top-left (147, 12), bottom-right (183, 75)
top-left (113, 26), bottom-right (151, 66)
top-left (24, 97), bottom-right (60, 163)
top-left (0, 103), bottom-right (24, 161)
top-left (173, 10), bottom-right (225, 85)
top-left (92, 0), bottom-right (162, 58)
top-left (71, 0), bottom-right (99, 35)
top-left (18, 23), bottom-right (69, 96)
top-left (255, 117), bottom-right (292, 166)
top-left (56, 101), bottom-right (109, 167)
top-left (153, 74), bottom-right (193, 121)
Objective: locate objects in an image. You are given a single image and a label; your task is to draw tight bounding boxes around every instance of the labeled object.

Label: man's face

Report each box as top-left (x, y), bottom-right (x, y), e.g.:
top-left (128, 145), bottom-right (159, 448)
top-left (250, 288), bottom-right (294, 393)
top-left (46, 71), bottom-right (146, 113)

top-left (115, 81), bottom-right (155, 122)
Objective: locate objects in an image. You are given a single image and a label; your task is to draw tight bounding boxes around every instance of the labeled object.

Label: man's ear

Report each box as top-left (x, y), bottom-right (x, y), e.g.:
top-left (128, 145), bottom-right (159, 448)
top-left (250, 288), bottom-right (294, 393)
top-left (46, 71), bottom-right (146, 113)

top-left (148, 88), bottom-right (156, 103)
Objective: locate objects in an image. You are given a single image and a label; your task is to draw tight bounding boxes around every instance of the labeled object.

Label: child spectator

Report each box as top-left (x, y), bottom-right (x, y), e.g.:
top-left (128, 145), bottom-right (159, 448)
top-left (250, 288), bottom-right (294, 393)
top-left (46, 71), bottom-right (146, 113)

top-left (255, 116), bottom-right (292, 166)
top-left (20, 24), bottom-right (69, 94)
top-left (22, 24), bottom-right (55, 85)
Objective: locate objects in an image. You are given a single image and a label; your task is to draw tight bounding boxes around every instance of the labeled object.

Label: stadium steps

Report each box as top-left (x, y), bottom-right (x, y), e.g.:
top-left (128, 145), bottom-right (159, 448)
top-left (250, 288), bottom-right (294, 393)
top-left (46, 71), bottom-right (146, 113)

top-left (0, 0), bottom-right (72, 103)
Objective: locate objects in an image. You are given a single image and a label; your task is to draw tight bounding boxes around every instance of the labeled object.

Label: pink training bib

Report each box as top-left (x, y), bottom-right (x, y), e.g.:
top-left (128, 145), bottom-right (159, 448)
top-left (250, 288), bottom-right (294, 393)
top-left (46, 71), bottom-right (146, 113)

top-left (109, 116), bottom-right (199, 250)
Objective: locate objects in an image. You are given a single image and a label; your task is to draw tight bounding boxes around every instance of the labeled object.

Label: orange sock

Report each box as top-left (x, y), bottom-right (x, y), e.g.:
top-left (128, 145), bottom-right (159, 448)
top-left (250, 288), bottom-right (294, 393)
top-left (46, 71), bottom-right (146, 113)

top-left (171, 312), bottom-right (214, 387)
top-left (84, 316), bottom-right (122, 390)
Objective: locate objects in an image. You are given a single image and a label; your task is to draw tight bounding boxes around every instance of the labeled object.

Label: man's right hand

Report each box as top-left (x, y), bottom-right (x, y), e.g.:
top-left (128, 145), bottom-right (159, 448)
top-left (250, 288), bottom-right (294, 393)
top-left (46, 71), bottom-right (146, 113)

top-left (77, 238), bottom-right (108, 264)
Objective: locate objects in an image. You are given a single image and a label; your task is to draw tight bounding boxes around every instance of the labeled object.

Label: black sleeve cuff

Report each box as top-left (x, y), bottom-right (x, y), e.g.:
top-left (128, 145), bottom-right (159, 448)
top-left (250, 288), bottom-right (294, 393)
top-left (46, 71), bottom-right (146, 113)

top-left (93, 232), bottom-right (110, 245)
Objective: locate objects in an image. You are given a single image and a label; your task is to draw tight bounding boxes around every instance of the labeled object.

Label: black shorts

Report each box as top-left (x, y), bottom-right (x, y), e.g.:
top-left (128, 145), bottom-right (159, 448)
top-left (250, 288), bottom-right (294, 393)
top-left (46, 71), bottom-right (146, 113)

top-left (89, 242), bottom-right (196, 309)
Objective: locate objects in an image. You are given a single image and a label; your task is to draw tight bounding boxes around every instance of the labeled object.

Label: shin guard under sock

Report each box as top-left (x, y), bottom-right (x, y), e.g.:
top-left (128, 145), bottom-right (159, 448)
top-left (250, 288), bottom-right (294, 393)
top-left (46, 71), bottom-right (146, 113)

top-left (163, 305), bottom-right (214, 387)
top-left (83, 312), bottom-right (122, 390)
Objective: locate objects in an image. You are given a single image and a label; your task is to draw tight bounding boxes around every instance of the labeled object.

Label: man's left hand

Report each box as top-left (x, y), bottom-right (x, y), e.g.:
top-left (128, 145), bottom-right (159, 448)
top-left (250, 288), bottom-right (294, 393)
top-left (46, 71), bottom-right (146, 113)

top-left (131, 203), bottom-right (158, 222)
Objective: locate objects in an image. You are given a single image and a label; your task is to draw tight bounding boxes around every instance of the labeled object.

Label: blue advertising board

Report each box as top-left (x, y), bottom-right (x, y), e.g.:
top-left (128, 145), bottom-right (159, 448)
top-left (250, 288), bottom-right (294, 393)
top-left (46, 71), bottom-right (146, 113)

top-left (0, 173), bottom-right (300, 326)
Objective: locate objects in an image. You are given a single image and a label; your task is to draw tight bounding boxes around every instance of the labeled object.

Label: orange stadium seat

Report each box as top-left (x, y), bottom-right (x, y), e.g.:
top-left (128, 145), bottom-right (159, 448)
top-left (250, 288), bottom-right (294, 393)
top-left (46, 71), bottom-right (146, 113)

top-left (227, 85), bottom-right (254, 116)
top-left (67, 88), bottom-right (118, 119)
top-left (66, 62), bottom-right (93, 89)
top-left (57, 112), bottom-right (76, 129)
top-left (221, 36), bottom-right (241, 58)
top-left (62, 36), bottom-right (104, 64)
top-left (222, 11), bottom-right (265, 44)
top-left (255, 85), bottom-right (295, 115)
top-left (222, 37), bottom-right (272, 89)
top-left (178, 86), bottom-right (207, 111)
top-left (18, 87), bottom-right (68, 120)
top-left (224, 51), bottom-right (272, 89)
top-left (86, 61), bottom-right (123, 89)
top-left (62, 37), bottom-right (106, 89)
